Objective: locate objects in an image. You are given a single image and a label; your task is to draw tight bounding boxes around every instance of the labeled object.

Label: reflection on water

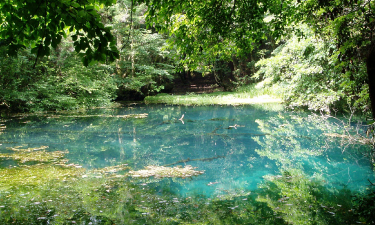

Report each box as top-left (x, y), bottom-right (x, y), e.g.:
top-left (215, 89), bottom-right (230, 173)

top-left (0, 104), bottom-right (374, 224)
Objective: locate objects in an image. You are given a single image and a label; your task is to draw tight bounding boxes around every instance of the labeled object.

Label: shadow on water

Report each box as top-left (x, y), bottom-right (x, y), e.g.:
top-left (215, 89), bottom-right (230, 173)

top-left (0, 104), bottom-right (374, 224)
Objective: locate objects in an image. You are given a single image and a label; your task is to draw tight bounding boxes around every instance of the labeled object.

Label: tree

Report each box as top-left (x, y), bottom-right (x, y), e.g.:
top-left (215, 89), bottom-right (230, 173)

top-left (0, 0), bottom-right (119, 66)
top-left (138, 0), bottom-right (375, 117)
top-left (254, 25), bottom-right (344, 112)
top-left (105, 0), bottom-right (176, 98)
top-left (140, 0), bottom-right (295, 68)
top-left (296, 0), bottom-right (375, 117)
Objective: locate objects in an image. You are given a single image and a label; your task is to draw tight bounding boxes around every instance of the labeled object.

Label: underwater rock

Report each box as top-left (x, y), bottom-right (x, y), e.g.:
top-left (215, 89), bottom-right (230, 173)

top-left (129, 165), bottom-right (204, 178)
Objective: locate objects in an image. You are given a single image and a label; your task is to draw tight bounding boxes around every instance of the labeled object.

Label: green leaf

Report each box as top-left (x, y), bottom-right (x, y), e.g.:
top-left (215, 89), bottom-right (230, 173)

top-left (78, 10), bottom-right (86, 18)
top-left (72, 3), bottom-right (80, 8)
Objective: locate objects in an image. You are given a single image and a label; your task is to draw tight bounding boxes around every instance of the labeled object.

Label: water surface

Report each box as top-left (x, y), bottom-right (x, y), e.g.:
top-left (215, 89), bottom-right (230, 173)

top-left (0, 104), bottom-right (374, 223)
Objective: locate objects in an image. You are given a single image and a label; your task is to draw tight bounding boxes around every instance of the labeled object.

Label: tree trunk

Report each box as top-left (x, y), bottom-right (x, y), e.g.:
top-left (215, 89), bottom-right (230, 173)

top-left (367, 46), bottom-right (375, 119)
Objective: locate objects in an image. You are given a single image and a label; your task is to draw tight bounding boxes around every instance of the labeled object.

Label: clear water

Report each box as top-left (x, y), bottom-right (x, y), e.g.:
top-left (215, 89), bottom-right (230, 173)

top-left (1, 104), bottom-right (373, 199)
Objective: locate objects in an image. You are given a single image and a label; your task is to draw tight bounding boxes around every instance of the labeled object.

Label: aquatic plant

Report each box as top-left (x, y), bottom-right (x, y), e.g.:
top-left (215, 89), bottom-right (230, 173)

top-left (163, 155), bottom-right (225, 167)
top-left (0, 146), bottom-right (68, 164)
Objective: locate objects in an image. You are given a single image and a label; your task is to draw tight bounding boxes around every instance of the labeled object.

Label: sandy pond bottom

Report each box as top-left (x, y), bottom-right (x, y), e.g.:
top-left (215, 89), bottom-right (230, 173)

top-left (0, 104), bottom-right (374, 224)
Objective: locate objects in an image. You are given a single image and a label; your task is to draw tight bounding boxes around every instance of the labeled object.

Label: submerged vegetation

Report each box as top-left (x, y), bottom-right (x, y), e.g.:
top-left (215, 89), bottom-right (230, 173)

top-left (0, 146), bottom-right (371, 224)
top-left (0, 144), bottom-right (369, 224)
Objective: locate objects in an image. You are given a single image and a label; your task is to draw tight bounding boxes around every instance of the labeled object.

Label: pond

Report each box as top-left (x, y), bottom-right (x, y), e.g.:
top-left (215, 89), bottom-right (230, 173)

top-left (0, 103), bottom-right (374, 224)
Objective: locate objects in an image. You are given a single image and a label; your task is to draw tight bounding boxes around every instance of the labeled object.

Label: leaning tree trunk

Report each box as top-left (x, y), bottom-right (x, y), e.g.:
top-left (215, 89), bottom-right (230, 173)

top-left (367, 46), bottom-right (375, 119)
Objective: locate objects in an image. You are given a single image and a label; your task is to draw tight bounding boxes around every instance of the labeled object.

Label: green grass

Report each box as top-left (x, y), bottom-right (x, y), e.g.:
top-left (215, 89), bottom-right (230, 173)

top-left (145, 83), bottom-right (283, 106)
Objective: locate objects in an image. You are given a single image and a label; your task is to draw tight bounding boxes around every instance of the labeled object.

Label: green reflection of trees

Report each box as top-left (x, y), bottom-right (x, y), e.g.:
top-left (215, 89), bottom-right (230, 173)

top-left (257, 170), bottom-right (357, 225)
top-left (0, 163), bottom-right (363, 224)
top-left (0, 151), bottom-right (283, 224)
top-left (253, 112), bottom-right (374, 224)
top-left (253, 112), bottom-right (373, 183)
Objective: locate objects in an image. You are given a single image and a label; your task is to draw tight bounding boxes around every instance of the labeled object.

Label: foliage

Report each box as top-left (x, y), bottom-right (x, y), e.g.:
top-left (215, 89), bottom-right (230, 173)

top-left (135, 0), bottom-right (375, 117)
top-left (136, 0), bottom-right (286, 90)
top-left (0, 45), bottom-right (117, 112)
top-left (294, 0), bottom-right (375, 116)
top-left (116, 29), bottom-right (175, 95)
top-left (254, 25), bottom-right (367, 112)
top-left (142, 0), bottom-right (294, 60)
top-left (107, 0), bottom-right (176, 97)
top-left (256, 24), bottom-right (370, 113)
top-left (0, 0), bottom-right (119, 65)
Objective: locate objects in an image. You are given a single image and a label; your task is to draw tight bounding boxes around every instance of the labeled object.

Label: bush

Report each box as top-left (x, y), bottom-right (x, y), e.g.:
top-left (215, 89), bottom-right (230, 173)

top-left (254, 25), bottom-right (369, 114)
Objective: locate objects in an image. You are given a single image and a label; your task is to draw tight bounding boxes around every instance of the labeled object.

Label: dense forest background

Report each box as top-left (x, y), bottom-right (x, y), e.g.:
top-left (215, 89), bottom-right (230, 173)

top-left (0, 0), bottom-right (374, 116)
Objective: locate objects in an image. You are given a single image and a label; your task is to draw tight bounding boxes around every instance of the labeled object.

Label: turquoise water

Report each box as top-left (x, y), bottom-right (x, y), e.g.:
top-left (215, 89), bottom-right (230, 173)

top-left (1, 104), bottom-right (373, 198)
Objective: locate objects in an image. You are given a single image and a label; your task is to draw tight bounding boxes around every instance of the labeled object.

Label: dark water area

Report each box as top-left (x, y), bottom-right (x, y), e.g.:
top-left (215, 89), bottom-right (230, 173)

top-left (0, 104), bottom-right (374, 224)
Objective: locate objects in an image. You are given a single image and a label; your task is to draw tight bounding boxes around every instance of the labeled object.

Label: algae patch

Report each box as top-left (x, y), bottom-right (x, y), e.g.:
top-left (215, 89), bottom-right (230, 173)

top-left (129, 165), bottom-right (204, 178)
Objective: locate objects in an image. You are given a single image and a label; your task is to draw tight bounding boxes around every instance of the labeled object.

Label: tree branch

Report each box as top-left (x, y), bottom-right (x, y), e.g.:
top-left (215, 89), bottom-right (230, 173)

top-left (121, 0), bottom-right (134, 50)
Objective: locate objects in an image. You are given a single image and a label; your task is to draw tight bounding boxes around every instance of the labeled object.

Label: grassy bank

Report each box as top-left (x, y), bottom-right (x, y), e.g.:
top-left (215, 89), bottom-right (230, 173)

top-left (145, 84), bottom-right (282, 105)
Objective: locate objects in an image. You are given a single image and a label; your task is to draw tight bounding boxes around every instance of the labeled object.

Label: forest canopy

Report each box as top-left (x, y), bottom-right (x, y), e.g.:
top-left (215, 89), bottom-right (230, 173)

top-left (0, 0), bottom-right (374, 117)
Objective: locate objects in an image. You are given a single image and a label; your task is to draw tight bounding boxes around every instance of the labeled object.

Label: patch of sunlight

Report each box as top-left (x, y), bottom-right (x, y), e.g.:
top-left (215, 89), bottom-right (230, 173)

top-left (145, 94), bottom-right (282, 106)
